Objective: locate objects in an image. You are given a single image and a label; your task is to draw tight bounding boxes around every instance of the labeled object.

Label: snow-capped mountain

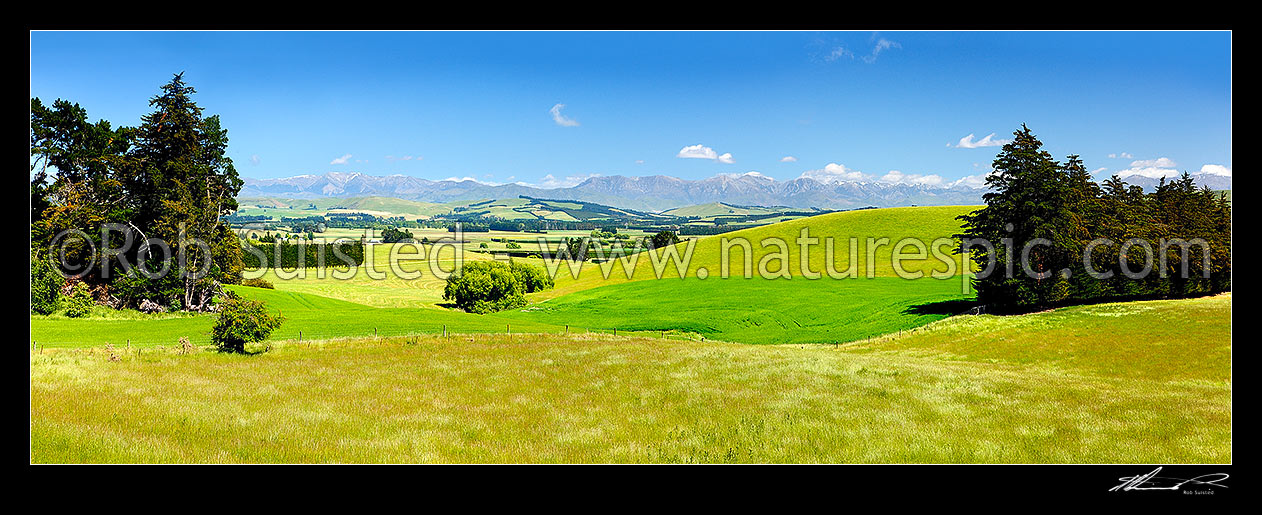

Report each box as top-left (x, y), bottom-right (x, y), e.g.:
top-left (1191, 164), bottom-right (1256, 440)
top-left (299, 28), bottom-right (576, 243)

top-left (1113, 172), bottom-right (1231, 192)
top-left (240, 171), bottom-right (990, 211)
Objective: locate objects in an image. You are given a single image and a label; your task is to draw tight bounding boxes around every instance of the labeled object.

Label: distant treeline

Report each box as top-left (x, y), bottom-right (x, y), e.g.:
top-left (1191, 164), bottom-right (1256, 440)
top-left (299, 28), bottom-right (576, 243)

top-left (679, 225), bottom-right (747, 236)
top-left (960, 126), bottom-right (1231, 312)
top-left (242, 241), bottom-right (366, 269)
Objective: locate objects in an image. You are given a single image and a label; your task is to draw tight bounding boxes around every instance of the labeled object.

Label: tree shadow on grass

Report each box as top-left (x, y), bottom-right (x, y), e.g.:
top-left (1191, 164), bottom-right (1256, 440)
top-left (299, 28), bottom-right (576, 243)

top-left (902, 299), bottom-right (980, 316)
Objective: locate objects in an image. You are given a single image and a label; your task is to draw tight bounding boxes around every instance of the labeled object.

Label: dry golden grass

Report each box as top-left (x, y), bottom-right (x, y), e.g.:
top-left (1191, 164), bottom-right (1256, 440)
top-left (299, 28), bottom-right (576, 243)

top-left (31, 295), bottom-right (1230, 464)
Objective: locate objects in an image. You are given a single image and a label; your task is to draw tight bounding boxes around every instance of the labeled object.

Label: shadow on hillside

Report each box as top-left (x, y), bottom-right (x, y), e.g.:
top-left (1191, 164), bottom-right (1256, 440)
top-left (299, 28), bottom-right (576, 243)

top-left (903, 299), bottom-right (980, 316)
top-left (907, 290), bottom-right (1230, 317)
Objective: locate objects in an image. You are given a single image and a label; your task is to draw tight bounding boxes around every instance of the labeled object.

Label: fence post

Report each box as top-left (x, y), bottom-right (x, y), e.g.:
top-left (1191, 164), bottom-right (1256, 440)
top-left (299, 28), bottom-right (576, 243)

top-left (565, 324), bottom-right (569, 335)
top-left (374, 327), bottom-right (378, 339)
top-left (443, 324), bottom-right (447, 338)
top-left (507, 324), bottom-right (510, 335)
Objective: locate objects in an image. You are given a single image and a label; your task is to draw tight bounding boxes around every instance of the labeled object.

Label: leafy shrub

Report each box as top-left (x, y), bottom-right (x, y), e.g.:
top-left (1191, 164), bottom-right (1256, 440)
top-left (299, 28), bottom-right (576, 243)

top-left (443, 261), bottom-right (527, 314)
top-left (506, 241), bottom-right (522, 249)
top-left (382, 226), bottom-right (414, 244)
top-left (649, 230), bottom-right (681, 249)
top-left (63, 281), bottom-right (95, 318)
top-left (242, 277), bottom-right (275, 289)
top-left (111, 269), bottom-right (184, 311)
top-left (510, 262), bottom-right (554, 293)
top-left (211, 293), bottom-right (285, 353)
top-left (30, 254), bottom-right (64, 315)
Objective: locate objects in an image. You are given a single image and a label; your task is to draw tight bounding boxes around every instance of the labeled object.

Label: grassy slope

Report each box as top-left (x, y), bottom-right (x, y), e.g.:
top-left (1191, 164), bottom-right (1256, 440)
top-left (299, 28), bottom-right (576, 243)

top-left (505, 276), bottom-right (969, 344)
top-left (846, 293), bottom-right (1232, 382)
top-left (503, 205), bottom-right (980, 344)
top-left (31, 294), bottom-right (1230, 463)
top-left (535, 205), bottom-right (979, 300)
top-left (30, 284), bottom-right (564, 348)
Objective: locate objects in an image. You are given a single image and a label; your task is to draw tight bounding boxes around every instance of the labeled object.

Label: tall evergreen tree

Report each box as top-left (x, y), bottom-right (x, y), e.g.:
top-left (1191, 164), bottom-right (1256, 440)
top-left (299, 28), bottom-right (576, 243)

top-left (125, 73), bottom-right (243, 310)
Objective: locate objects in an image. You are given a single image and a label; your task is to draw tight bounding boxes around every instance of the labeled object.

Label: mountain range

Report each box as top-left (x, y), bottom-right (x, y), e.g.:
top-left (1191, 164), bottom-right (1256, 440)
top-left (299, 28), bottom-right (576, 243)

top-left (239, 171), bottom-right (1230, 212)
top-left (240, 172), bottom-right (988, 211)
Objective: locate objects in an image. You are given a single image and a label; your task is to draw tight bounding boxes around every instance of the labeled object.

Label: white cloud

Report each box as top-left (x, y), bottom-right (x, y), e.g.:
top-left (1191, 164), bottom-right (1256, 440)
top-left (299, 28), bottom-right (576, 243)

top-left (780, 156), bottom-right (798, 162)
top-left (330, 153), bottom-right (352, 165)
top-left (951, 133), bottom-right (1010, 149)
top-left (824, 46), bottom-right (853, 62)
top-left (951, 169), bottom-right (999, 189)
top-left (549, 103), bottom-right (580, 127)
top-left (386, 155), bottom-right (418, 162)
top-left (1107, 152), bottom-right (1134, 159)
top-left (1092, 167), bottom-right (1109, 175)
top-left (250, 154), bottom-right (260, 166)
top-left (799, 163), bottom-right (871, 184)
top-left (1200, 164), bottom-right (1231, 177)
top-left (677, 144), bottom-right (735, 164)
top-left (1116, 157), bottom-right (1179, 179)
top-left (878, 170), bottom-right (944, 186)
top-left (634, 159), bottom-right (645, 165)
top-left (1130, 157), bottom-right (1177, 169)
top-left (862, 38), bottom-right (901, 63)
top-left (677, 144), bottom-right (718, 160)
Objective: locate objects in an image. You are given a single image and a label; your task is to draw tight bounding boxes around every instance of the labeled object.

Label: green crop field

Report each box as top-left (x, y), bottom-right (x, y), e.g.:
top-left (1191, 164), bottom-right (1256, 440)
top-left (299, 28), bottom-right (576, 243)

top-left (30, 293), bottom-right (1230, 463)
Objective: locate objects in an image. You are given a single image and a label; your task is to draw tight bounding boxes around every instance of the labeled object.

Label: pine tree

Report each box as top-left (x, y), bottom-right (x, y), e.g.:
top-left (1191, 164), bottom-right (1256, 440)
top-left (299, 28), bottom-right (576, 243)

top-left (123, 73), bottom-right (243, 310)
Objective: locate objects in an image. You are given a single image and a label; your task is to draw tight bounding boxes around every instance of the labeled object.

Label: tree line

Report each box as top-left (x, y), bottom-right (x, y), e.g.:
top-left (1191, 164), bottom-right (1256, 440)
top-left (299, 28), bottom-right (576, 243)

top-left (958, 125), bottom-right (1231, 312)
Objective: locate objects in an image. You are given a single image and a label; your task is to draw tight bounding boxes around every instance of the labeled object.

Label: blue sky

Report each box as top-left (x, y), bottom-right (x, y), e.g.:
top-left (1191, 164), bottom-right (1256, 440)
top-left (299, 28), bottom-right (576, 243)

top-left (30, 31), bottom-right (1232, 188)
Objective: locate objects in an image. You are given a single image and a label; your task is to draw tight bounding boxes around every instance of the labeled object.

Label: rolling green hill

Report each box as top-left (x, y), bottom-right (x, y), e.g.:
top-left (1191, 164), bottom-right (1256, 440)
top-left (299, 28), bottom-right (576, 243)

top-left (502, 205), bottom-right (980, 344)
top-left (30, 285), bottom-right (564, 348)
top-left (507, 276), bottom-right (968, 345)
top-left (538, 205), bottom-right (979, 299)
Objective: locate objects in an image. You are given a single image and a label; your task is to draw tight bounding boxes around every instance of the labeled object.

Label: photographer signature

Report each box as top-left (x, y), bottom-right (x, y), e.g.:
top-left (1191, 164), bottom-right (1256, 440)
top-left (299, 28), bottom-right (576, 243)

top-left (1110, 467), bottom-right (1229, 492)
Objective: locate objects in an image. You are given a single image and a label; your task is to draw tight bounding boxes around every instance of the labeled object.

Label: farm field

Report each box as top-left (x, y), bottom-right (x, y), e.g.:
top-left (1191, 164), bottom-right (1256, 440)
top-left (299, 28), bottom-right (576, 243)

top-left (30, 294), bottom-right (1230, 463)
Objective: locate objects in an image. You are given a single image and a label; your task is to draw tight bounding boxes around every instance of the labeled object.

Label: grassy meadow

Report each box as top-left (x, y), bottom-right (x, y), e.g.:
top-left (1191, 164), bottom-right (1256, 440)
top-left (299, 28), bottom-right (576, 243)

top-left (29, 205), bottom-right (1231, 463)
top-left (30, 294), bottom-right (1231, 463)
